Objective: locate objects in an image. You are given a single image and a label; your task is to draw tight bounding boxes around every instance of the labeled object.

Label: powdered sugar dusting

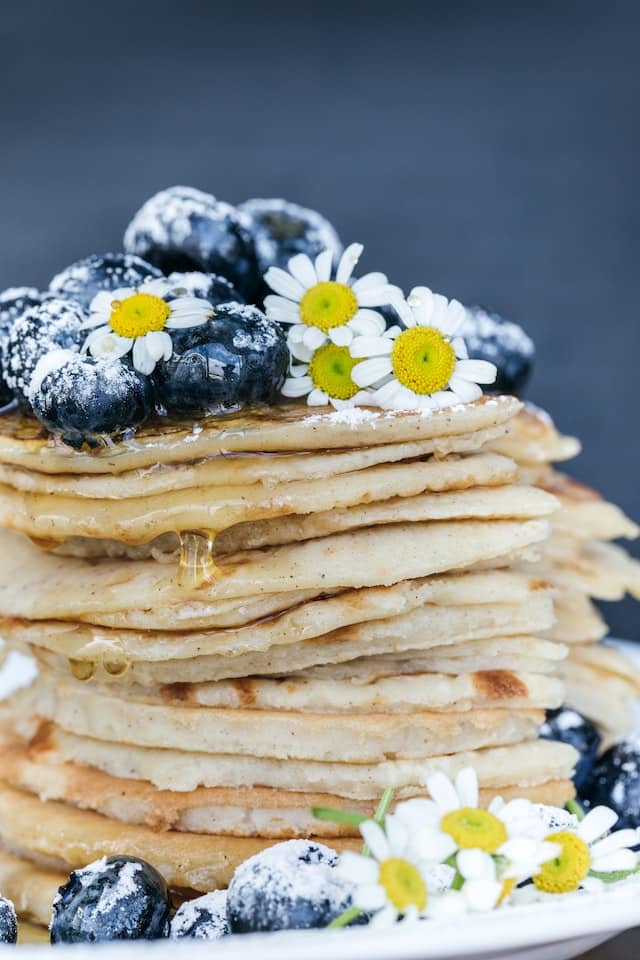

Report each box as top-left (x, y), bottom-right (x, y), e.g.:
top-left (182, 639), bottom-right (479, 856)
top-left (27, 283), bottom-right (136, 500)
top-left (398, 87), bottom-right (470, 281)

top-left (93, 861), bottom-right (143, 917)
top-left (463, 306), bottom-right (534, 359)
top-left (170, 890), bottom-right (229, 940)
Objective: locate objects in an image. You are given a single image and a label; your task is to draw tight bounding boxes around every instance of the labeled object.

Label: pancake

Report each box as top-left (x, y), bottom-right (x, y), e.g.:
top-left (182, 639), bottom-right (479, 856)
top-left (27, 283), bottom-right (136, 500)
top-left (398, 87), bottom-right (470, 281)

top-left (0, 741), bottom-right (575, 840)
top-left (0, 454), bottom-right (532, 545)
top-left (0, 569), bottom-right (552, 663)
top-left (525, 537), bottom-right (640, 601)
top-left (28, 594), bottom-right (555, 685)
top-left (0, 396), bottom-right (522, 474)
top-left (9, 725), bottom-right (578, 798)
top-left (0, 520), bottom-right (551, 622)
top-left (18, 675), bottom-right (544, 762)
top-left (545, 588), bottom-right (607, 644)
top-left (0, 847), bottom-right (65, 928)
top-left (489, 404), bottom-right (581, 465)
top-left (534, 471), bottom-right (639, 542)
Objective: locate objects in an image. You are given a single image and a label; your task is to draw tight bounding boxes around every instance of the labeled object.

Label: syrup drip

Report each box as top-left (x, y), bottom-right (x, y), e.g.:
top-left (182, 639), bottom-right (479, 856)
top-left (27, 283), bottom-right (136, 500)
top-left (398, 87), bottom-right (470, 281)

top-left (177, 530), bottom-right (219, 589)
top-left (69, 659), bottom-right (96, 682)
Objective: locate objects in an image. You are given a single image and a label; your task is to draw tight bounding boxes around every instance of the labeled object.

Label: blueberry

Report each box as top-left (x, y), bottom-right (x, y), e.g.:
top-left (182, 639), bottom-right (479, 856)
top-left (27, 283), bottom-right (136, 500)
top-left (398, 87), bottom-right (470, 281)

top-left (540, 706), bottom-right (601, 792)
top-left (30, 351), bottom-right (154, 448)
top-left (166, 271), bottom-right (243, 306)
top-left (124, 186), bottom-right (260, 301)
top-left (0, 896), bottom-right (17, 944)
top-left (49, 253), bottom-right (163, 312)
top-left (462, 305), bottom-right (535, 396)
top-left (170, 891), bottom-right (229, 941)
top-left (154, 302), bottom-right (288, 417)
top-left (227, 840), bottom-right (354, 933)
top-left (50, 855), bottom-right (170, 944)
top-left (581, 741), bottom-right (640, 829)
top-left (1, 297), bottom-right (84, 405)
top-left (0, 286), bottom-right (46, 407)
top-left (239, 198), bottom-right (343, 302)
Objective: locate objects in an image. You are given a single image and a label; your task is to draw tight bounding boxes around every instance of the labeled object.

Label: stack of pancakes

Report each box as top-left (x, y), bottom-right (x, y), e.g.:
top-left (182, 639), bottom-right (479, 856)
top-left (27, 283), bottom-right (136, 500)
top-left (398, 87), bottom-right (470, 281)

top-left (0, 396), bottom-right (577, 928)
top-left (493, 404), bottom-right (640, 741)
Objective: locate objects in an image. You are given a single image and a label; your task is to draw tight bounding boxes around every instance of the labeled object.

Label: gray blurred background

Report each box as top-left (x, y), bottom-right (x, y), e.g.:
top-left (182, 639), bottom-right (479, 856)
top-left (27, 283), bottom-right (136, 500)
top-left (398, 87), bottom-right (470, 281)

top-left (1, 0), bottom-right (638, 637)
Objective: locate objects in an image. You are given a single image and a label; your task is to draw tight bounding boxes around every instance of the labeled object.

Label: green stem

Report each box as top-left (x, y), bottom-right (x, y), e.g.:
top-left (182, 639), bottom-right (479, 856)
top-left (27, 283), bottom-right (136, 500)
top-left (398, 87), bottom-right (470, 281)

top-left (328, 906), bottom-right (363, 929)
top-left (444, 853), bottom-right (464, 890)
top-left (362, 787), bottom-right (396, 856)
top-left (589, 864), bottom-right (640, 884)
top-left (312, 807), bottom-right (368, 828)
top-left (565, 799), bottom-right (585, 821)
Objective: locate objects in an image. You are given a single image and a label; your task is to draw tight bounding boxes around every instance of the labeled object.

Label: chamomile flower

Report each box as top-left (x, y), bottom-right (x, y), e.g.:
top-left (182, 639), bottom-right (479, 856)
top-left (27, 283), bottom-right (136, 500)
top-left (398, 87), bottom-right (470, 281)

top-left (264, 243), bottom-right (401, 363)
top-left (80, 278), bottom-right (213, 375)
top-left (534, 806), bottom-right (639, 894)
top-left (280, 346), bottom-right (373, 409)
top-left (350, 286), bottom-right (497, 411)
top-left (337, 817), bottom-right (437, 928)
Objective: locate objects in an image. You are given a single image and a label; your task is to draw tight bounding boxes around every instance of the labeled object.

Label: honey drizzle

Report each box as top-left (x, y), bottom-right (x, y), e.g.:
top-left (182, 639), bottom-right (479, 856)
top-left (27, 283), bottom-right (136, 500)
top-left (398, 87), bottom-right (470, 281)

top-left (177, 530), bottom-right (219, 589)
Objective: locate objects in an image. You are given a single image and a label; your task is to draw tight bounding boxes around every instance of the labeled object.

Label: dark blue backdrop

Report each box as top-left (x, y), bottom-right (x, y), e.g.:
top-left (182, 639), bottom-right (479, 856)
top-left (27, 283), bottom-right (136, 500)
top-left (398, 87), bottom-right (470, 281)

top-left (1, 0), bottom-right (638, 637)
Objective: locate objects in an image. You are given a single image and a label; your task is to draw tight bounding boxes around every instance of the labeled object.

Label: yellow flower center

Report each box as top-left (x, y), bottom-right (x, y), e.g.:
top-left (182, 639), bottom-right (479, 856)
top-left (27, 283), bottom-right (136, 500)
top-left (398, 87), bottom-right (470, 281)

top-left (378, 858), bottom-right (427, 913)
top-left (391, 326), bottom-right (456, 395)
top-left (498, 878), bottom-right (517, 905)
top-left (299, 281), bottom-right (358, 333)
top-left (308, 343), bottom-right (360, 400)
top-left (533, 831), bottom-right (591, 894)
top-left (109, 293), bottom-right (171, 339)
top-left (440, 808), bottom-right (508, 853)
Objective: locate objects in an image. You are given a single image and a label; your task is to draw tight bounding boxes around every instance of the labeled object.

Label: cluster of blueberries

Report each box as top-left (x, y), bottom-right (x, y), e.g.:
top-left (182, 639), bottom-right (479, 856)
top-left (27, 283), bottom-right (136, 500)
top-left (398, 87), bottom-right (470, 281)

top-left (0, 840), bottom-right (361, 944)
top-left (0, 185), bottom-right (536, 447)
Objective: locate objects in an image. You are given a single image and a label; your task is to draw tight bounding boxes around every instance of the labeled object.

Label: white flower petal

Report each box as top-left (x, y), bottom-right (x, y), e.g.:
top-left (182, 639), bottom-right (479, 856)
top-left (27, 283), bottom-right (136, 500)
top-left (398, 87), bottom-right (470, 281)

top-left (144, 330), bottom-right (173, 362)
top-left (287, 253), bottom-right (318, 289)
top-left (336, 243), bottom-right (363, 285)
top-left (370, 904), bottom-right (398, 928)
top-left (464, 879), bottom-right (502, 912)
top-left (455, 767), bottom-right (479, 809)
top-left (357, 284), bottom-right (403, 308)
top-left (430, 390), bottom-right (459, 409)
top-left (132, 337), bottom-right (156, 375)
top-left (79, 313), bottom-right (110, 331)
top-left (337, 852), bottom-right (379, 886)
top-left (360, 820), bottom-right (391, 862)
top-left (140, 278), bottom-right (172, 297)
top-left (454, 358), bottom-right (497, 385)
top-left (589, 830), bottom-right (639, 859)
top-left (281, 376), bottom-right (313, 398)
top-left (314, 249), bottom-right (333, 283)
top-left (414, 827), bottom-right (457, 864)
top-left (302, 326), bottom-right (327, 351)
top-left (289, 362), bottom-right (309, 378)
top-left (442, 299), bottom-right (467, 337)
top-left (350, 335), bottom-right (393, 358)
top-left (426, 771), bottom-right (460, 814)
top-left (452, 336), bottom-right (469, 359)
top-left (264, 266), bottom-right (306, 301)
top-left (264, 295), bottom-right (300, 324)
top-left (308, 388), bottom-right (330, 406)
top-left (89, 288), bottom-right (133, 315)
top-left (329, 326), bottom-right (353, 347)
top-left (288, 323), bottom-right (307, 343)
top-left (591, 849), bottom-right (637, 873)
top-left (394, 798), bottom-right (436, 832)
top-left (384, 815), bottom-right (410, 857)
top-left (581, 876), bottom-right (605, 893)
top-left (84, 328), bottom-right (132, 361)
top-left (351, 357), bottom-right (393, 388)
top-left (349, 309), bottom-right (387, 336)
top-left (289, 340), bottom-right (314, 363)
top-left (457, 849), bottom-right (495, 883)
top-left (579, 807), bottom-right (618, 844)
top-left (427, 891), bottom-right (467, 920)
top-left (351, 272), bottom-right (388, 294)
top-left (448, 374), bottom-right (482, 404)
top-left (356, 882), bottom-right (388, 913)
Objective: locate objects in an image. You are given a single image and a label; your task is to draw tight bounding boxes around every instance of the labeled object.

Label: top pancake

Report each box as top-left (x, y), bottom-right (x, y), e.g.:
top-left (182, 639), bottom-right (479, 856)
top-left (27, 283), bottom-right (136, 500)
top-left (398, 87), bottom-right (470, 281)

top-left (0, 396), bottom-right (521, 474)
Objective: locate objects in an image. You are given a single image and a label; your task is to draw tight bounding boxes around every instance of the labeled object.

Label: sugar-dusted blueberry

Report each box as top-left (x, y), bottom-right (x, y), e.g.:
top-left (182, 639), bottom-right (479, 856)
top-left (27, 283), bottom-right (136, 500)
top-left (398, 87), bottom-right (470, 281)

top-left (124, 186), bottom-right (260, 301)
top-left (0, 286), bottom-right (46, 407)
top-left (2, 297), bottom-right (84, 404)
top-left (0, 896), bottom-right (17, 944)
top-left (462, 305), bottom-right (535, 396)
top-left (239, 197), bottom-right (343, 301)
top-left (540, 706), bottom-right (601, 792)
top-left (166, 271), bottom-right (243, 306)
top-left (49, 253), bottom-right (163, 311)
top-left (50, 855), bottom-right (170, 944)
top-left (154, 302), bottom-right (288, 417)
top-left (170, 890), bottom-right (229, 941)
top-left (581, 740), bottom-right (640, 829)
top-left (30, 351), bottom-right (154, 448)
top-left (227, 840), bottom-right (353, 933)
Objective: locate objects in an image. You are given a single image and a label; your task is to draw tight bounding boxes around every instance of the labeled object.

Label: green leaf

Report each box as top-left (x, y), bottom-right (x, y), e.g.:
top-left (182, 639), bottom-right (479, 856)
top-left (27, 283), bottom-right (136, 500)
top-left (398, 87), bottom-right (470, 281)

top-left (312, 807), bottom-right (368, 827)
top-left (327, 906), bottom-right (363, 929)
top-left (362, 787), bottom-right (396, 856)
top-left (589, 864), bottom-right (640, 884)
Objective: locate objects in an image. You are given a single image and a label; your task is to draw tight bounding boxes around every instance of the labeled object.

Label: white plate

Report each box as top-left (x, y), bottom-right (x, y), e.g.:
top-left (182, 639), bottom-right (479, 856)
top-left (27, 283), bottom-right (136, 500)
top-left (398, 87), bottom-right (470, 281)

top-left (17, 879), bottom-right (640, 960)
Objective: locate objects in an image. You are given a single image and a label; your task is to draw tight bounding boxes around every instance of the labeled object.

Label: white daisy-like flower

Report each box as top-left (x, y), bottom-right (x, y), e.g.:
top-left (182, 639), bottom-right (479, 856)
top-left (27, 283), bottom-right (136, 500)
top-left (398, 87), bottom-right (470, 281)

top-left (426, 850), bottom-right (504, 918)
top-left (264, 242), bottom-right (401, 363)
top-left (280, 352), bottom-right (373, 410)
top-left (350, 286), bottom-right (497, 411)
top-left (337, 816), bottom-right (441, 928)
top-left (533, 805), bottom-right (639, 894)
top-left (80, 278), bottom-right (213, 375)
